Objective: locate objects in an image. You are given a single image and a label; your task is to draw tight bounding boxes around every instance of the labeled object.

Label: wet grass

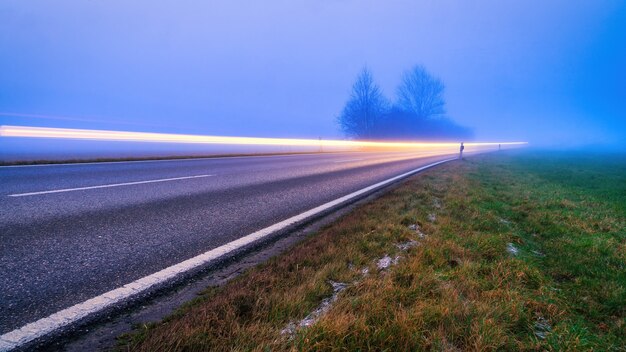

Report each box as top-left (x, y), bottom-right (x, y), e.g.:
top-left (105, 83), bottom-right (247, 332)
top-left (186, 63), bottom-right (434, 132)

top-left (118, 150), bottom-right (626, 351)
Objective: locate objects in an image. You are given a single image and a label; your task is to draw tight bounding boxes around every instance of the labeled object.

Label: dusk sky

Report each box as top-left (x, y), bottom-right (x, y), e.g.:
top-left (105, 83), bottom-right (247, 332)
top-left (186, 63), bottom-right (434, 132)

top-left (1, 1), bottom-right (625, 151)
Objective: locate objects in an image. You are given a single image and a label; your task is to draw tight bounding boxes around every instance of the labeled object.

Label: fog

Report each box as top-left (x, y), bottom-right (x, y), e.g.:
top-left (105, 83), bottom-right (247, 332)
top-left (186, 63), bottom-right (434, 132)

top-left (1, 1), bottom-right (625, 160)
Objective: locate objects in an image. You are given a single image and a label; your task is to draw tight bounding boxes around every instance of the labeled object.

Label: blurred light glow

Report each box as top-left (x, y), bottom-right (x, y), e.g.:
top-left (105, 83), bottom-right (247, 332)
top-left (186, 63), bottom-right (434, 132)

top-left (0, 125), bottom-right (527, 149)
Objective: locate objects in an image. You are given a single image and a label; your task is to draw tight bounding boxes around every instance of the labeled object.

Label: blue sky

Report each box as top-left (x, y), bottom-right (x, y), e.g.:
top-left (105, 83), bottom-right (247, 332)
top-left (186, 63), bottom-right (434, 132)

top-left (1, 1), bottom-right (624, 151)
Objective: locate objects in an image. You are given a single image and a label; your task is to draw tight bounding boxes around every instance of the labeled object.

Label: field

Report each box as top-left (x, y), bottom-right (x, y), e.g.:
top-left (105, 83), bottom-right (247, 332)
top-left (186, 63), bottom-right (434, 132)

top-left (119, 151), bottom-right (626, 351)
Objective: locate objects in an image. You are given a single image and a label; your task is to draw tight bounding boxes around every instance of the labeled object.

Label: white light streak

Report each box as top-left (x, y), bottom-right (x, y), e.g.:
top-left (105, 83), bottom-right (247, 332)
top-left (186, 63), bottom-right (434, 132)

top-left (0, 125), bottom-right (527, 149)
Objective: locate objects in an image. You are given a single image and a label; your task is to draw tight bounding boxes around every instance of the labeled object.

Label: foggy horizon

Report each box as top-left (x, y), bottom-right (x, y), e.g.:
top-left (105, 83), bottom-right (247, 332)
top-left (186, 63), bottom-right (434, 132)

top-left (1, 1), bottom-right (625, 158)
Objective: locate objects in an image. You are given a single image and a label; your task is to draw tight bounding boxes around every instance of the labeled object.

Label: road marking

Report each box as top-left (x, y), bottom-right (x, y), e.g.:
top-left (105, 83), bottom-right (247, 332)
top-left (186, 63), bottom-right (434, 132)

top-left (7, 175), bottom-right (214, 197)
top-left (0, 157), bottom-right (456, 351)
top-left (333, 158), bottom-right (365, 163)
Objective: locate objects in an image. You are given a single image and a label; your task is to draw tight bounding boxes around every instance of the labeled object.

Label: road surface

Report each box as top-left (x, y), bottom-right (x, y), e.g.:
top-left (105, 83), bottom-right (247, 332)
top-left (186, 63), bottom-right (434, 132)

top-left (0, 151), bottom-right (459, 339)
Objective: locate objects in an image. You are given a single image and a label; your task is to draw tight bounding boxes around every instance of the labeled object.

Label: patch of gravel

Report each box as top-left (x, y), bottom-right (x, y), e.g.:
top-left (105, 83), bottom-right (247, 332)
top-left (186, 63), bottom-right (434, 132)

top-left (377, 255), bottom-right (393, 270)
top-left (408, 224), bottom-right (427, 239)
top-left (506, 243), bottom-right (519, 256)
top-left (377, 255), bottom-right (401, 270)
top-left (531, 250), bottom-right (545, 257)
top-left (282, 234), bottom-right (420, 339)
top-left (396, 240), bottom-right (419, 251)
top-left (281, 280), bottom-right (348, 337)
top-left (533, 317), bottom-right (552, 339)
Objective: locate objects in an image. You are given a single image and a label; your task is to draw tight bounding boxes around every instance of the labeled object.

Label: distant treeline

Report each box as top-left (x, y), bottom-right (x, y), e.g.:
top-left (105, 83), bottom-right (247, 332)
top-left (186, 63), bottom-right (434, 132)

top-left (338, 65), bottom-right (473, 141)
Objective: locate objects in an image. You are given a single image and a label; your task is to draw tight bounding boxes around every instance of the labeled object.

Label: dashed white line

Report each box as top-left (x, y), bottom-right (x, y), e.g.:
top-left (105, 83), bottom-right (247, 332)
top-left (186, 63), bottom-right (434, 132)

top-left (7, 175), bottom-right (214, 197)
top-left (0, 157), bottom-right (456, 351)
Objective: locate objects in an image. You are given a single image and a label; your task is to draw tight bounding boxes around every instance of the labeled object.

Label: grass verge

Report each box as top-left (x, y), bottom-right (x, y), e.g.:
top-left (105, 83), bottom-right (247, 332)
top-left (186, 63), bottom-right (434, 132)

top-left (118, 151), bottom-right (626, 351)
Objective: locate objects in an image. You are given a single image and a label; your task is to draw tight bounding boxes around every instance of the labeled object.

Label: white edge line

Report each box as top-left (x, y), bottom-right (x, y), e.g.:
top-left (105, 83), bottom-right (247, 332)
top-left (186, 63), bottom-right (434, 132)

top-left (0, 157), bottom-right (457, 351)
top-left (7, 175), bottom-right (214, 197)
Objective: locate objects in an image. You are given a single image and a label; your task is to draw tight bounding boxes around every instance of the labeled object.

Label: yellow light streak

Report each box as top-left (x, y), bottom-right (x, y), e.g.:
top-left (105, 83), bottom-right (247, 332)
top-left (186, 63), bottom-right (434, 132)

top-left (0, 125), bottom-right (527, 148)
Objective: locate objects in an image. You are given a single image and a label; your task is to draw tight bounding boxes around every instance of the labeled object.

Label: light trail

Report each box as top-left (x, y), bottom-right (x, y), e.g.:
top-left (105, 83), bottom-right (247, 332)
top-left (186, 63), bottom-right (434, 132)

top-left (0, 125), bottom-right (527, 148)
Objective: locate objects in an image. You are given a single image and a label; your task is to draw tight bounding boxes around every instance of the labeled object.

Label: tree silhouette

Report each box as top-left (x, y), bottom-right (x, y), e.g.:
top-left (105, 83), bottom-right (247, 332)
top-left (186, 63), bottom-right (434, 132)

top-left (396, 65), bottom-right (445, 119)
top-left (338, 64), bottom-right (472, 141)
top-left (338, 68), bottom-right (388, 139)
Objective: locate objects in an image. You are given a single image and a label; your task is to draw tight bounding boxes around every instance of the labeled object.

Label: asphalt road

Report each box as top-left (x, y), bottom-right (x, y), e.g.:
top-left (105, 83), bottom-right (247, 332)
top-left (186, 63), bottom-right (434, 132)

top-left (0, 151), bottom-right (459, 335)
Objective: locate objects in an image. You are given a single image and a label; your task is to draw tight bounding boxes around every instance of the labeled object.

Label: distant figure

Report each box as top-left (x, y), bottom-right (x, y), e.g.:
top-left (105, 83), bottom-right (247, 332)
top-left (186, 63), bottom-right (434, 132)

top-left (499, 144), bottom-right (501, 151)
top-left (460, 142), bottom-right (465, 159)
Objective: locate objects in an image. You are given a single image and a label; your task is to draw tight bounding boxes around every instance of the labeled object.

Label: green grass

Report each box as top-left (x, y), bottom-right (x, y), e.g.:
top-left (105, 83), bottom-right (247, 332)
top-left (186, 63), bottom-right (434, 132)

top-left (119, 151), bottom-right (626, 351)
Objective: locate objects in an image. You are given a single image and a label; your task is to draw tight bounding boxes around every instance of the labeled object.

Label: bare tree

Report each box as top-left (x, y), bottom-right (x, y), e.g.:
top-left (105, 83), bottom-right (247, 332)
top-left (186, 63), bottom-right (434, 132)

top-left (338, 67), bottom-right (388, 139)
top-left (396, 65), bottom-right (445, 119)
top-left (338, 65), bottom-right (470, 141)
